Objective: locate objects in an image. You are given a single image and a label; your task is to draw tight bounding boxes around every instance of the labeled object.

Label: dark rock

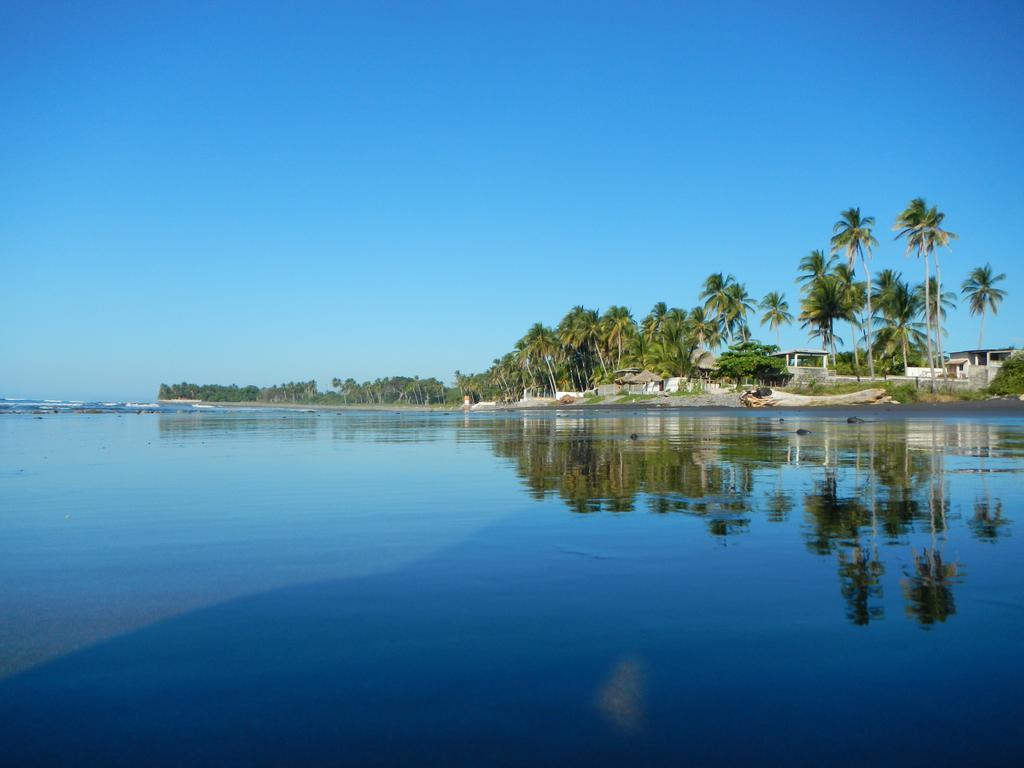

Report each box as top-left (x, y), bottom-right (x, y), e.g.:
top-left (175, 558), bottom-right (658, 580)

top-left (629, 433), bottom-right (639, 440)
top-left (795, 428), bottom-right (812, 435)
top-left (847, 416), bottom-right (866, 424)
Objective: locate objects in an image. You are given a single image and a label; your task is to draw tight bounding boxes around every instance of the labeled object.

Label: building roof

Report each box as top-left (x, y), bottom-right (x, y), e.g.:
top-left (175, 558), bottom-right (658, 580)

top-left (946, 358), bottom-right (969, 365)
top-left (770, 349), bottom-right (828, 357)
top-left (617, 370), bottom-right (662, 384)
top-left (690, 349), bottom-right (718, 369)
top-left (947, 348), bottom-right (1015, 355)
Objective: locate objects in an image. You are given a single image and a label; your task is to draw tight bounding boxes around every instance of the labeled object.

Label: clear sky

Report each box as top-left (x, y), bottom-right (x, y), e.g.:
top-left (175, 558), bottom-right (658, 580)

top-left (3, 1), bottom-right (1023, 401)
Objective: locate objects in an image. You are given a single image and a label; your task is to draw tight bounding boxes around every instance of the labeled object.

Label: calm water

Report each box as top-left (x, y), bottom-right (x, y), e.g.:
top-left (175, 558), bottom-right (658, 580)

top-left (2, 408), bottom-right (1023, 766)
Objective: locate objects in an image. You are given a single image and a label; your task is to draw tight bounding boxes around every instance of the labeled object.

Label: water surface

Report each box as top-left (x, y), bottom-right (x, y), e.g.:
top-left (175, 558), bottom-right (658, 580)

top-left (1, 409), bottom-right (1022, 765)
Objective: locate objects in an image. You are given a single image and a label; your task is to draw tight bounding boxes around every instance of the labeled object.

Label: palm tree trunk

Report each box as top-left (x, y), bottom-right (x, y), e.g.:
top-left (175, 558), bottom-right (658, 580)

top-left (902, 335), bottom-right (908, 373)
top-left (851, 324), bottom-right (859, 369)
top-left (979, 307), bottom-right (985, 348)
top-left (862, 259), bottom-right (875, 379)
top-left (922, 253), bottom-right (935, 389)
top-left (934, 253), bottom-right (945, 379)
top-left (595, 344), bottom-right (608, 377)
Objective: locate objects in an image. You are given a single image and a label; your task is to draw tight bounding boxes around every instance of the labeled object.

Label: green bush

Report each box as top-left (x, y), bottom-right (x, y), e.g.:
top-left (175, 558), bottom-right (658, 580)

top-left (715, 342), bottom-right (788, 381)
top-left (989, 352), bottom-right (1024, 395)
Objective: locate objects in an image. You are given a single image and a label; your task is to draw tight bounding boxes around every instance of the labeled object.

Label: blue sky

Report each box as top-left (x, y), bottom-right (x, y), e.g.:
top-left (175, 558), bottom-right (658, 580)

top-left (3, 1), bottom-right (1023, 400)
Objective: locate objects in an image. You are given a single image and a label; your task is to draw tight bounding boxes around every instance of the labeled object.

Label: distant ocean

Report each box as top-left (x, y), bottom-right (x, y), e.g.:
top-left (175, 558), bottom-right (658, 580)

top-left (0, 398), bottom-right (212, 415)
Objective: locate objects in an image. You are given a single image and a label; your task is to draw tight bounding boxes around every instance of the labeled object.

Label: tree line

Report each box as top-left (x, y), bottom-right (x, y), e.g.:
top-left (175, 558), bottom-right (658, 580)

top-left (458, 198), bottom-right (1008, 401)
top-left (159, 376), bottom-right (457, 405)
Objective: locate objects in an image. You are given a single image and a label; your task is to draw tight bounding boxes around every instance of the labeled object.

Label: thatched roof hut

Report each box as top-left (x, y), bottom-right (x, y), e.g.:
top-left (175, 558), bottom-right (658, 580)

top-left (690, 349), bottom-right (718, 371)
top-left (616, 370), bottom-right (663, 385)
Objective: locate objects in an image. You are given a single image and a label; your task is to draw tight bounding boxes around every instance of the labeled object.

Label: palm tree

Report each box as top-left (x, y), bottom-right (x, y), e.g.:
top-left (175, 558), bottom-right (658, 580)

top-left (797, 249), bottom-right (838, 294)
top-left (800, 275), bottom-right (847, 365)
top-left (831, 208), bottom-right (879, 377)
top-left (832, 263), bottom-right (867, 370)
top-left (894, 199), bottom-right (957, 383)
top-left (758, 291), bottom-right (792, 345)
top-left (601, 305), bottom-right (636, 369)
top-left (915, 278), bottom-right (956, 358)
top-left (924, 204), bottom-right (957, 373)
top-left (961, 264), bottom-right (1007, 347)
top-left (577, 307), bottom-right (608, 379)
top-left (873, 268), bottom-right (903, 303)
top-left (873, 279), bottom-right (925, 372)
top-left (894, 199), bottom-right (934, 380)
top-left (722, 282), bottom-right (755, 342)
top-left (700, 273), bottom-right (736, 325)
top-left (532, 323), bottom-right (561, 395)
top-left (687, 306), bottom-right (721, 351)
top-left (641, 302), bottom-right (669, 341)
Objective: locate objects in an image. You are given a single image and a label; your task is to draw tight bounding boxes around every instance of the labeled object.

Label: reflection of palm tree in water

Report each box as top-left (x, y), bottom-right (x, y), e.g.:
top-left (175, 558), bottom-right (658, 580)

top-left (968, 443), bottom-right (1011, 542)
top-left (804, 464), bottom-right (886, 625)
top-left (838, 546), bottom-right (885, 625)
top-left (837, 430), bottom-right (885, 625)
top-left (480, 417), bottom-right (998, 626)
top-left (902, 548), bottom-right (962, 627)
top-left (902, 428), bottom-right (963, 627)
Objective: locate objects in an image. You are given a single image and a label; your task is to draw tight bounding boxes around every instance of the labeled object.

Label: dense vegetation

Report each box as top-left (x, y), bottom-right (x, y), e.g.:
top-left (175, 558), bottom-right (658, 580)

top-left (989, 352), bottom-right (1024, 396)
top-left (457, 199), bottom-right (1010, 401)
top-left (160, 376), bottom-right (456, 405)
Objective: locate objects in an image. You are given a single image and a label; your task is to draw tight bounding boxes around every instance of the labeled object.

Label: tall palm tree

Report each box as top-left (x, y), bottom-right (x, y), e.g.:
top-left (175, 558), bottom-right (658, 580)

top-left (800, 275), bottom-right (847, 365)
top-left (832, 263), bottom-right (867, 370)
top-left (700, 273), bottom-right (736, 323)
top-left (831, 208), bottom-right (879, 377)
top-left (924, 204), bottom-right (957, 372)
top-left (915, 278), bottom-right (956, 358)
top-left (797, 249), bottom-right (838, 294)
top-left (687, 306), bottom-right (721, 351)
top-left (961, 264), bottom-right (1007, 347)
top-left (601, 305), bottom-right (636, 369)
top-left (873, 268), bottom-right (903, 304)
top-left (722, 282), bottom-right (755, 342)
top-left (641, 302), bottom-right (669, 341)
top-left (577, 307), bottom-right (608, 379)
top-left (894, 199), bottom-right (957, 382)
top-left (894, 199), bottom-right (935, 380)
top-left (519, 323), bottom-right (560, 396)
top-left (873, 279), bottom-right (925, 372)
top-left (758, 291), bottom-right (792, 346)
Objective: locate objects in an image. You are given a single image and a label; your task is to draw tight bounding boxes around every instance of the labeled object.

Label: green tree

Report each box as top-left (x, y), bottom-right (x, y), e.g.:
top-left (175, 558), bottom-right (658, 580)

top-left (758, 291), bottom-right (792, 346)
top-left (714, 341), bottom-right (787, 381)
top-left (894, 199), bottom-right (957, 383)
top-left (800, 275), bottom-right (847, 365)
top-left (961, 264), bottom-right (1007, 348)
top-left (832, 263), bottom-right (867, 371)
top-left (797, 249), bottom-right (838, 294)
top-left (873, 277), bottom-right (925, 372)
top-left (831, 208), bottom-right (879, 377)
top-left (601, 305), bottom-right (637, 369)
top-left (686, 306), bottom-right (721, 351)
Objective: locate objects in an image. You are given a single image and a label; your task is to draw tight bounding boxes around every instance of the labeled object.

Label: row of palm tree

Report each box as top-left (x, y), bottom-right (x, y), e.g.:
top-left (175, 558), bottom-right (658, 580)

top-left (465, 200), bottom-right (1007, 399)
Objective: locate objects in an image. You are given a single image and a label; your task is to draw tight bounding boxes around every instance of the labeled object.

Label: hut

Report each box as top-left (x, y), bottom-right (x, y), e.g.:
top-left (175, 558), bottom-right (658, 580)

top-left (615, 369), bottom-right (664, 394)
top-left (689, 349), bottom-right (718, 380)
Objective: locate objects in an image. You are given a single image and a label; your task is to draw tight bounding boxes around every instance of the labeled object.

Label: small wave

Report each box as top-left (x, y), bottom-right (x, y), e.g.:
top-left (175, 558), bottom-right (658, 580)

top-left (125, 402), bottom-right (160, 408)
